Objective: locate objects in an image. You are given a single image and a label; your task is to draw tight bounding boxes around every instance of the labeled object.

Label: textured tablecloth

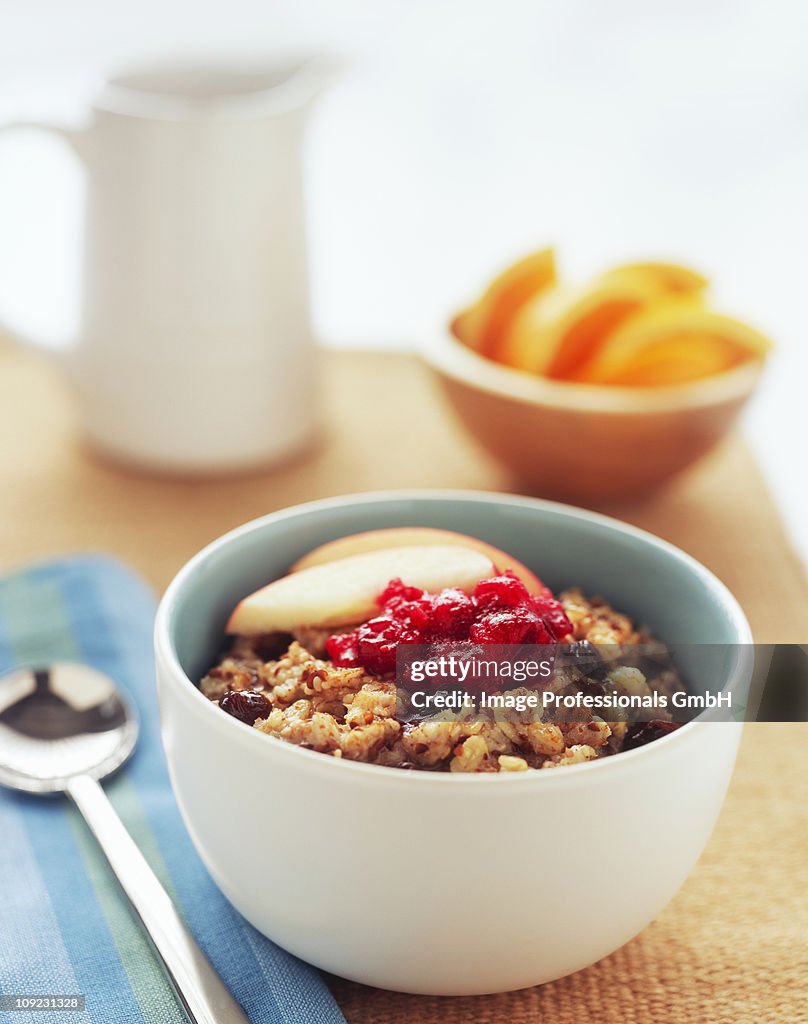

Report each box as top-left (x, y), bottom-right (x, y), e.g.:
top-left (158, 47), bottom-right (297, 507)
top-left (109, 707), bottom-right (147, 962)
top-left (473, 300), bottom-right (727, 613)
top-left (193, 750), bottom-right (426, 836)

top-left (0, 557), bottom-right (346, 1024)
top-left (1, 343), bottom-right (807, 1022)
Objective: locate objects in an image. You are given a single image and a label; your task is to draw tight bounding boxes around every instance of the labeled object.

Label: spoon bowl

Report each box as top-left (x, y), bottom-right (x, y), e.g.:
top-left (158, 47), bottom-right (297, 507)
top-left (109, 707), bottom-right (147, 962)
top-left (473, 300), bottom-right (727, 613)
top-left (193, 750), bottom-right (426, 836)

top-left (0, 663), bottom-right (138, 793)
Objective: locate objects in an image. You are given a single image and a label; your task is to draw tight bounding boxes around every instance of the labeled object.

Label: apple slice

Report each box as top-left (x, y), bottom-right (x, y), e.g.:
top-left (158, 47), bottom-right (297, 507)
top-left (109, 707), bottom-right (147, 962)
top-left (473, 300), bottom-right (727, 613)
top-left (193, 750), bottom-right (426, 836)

top-left (290, 527), bottom-right (545, 594)
top-left (227, 545), bottom-right (496, 635)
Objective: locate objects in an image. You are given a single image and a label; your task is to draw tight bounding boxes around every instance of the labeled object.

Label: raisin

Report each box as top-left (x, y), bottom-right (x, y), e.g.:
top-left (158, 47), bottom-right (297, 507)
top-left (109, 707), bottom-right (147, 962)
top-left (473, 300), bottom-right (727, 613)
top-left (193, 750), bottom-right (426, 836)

top-left (220, 689), bottom-right (271, 725)
top-left (622, 719), bottom-right (680, 750)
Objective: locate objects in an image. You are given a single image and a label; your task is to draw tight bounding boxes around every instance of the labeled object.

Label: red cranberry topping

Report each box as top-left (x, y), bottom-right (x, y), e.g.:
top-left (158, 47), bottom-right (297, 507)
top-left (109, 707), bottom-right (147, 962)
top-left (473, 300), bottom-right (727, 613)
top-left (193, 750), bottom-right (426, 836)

top-left (355, 616), bottom-right (420, 676)
top-left (220, 689), bottom-right (271, 725)
top-left (473, 574), bottom-right (528, 610)
top-left (327, 570), bottom-right (572, 675)
top-left (426, 588), bottom-right (476, 639)
top-left (470, 608), bottom-right (552, 645)
top-left (324, 632), bottom-right (360, 667)
top-left (379, 579), bottom-right (426, 605)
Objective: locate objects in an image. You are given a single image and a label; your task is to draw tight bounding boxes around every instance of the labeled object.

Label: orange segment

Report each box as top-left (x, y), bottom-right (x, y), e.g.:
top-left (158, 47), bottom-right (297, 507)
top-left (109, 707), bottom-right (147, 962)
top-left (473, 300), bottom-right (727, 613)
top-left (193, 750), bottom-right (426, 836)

top-left (461, 249), bottom-right (770, 388)
top-left (547, 293), bottom-right (648, 379)
top-left (596, 261), bottom-right (708, 298)
top-left (577, 302), bottom-right (772, 386)
top-left (498, 283), bottom-right (658, 378)
top-left (455, 248), bottom-right (557, 355)
top-left (595, 338), bottom-right (744, 386)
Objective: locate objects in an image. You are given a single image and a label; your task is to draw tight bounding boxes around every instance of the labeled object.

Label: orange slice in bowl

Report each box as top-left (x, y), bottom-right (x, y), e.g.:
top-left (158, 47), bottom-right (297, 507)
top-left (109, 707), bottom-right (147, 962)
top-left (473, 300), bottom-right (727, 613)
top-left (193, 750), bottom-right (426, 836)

top-left (496, 280), bottom-right (670, 378)
top-left (596, 261), bottom-right (708, 298)
top-left (576, 301), bottom-right (772, 386)
top-left (454, 248), bottom-right (557, 356)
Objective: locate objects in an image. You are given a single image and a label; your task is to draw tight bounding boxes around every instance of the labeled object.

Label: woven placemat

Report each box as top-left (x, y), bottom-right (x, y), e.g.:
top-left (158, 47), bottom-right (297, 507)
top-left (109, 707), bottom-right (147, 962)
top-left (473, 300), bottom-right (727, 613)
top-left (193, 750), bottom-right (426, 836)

top-left (1, 344), bottom-right (807, 1021)
top-left (327, 721), bottom-right (808, 1023)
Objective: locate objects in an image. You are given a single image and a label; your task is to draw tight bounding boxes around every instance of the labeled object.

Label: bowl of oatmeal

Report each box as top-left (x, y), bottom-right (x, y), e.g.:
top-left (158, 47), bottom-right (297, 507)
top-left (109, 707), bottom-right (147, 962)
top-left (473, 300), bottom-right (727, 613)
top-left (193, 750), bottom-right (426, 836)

top-left (155, 492), bottom-right (751, 995)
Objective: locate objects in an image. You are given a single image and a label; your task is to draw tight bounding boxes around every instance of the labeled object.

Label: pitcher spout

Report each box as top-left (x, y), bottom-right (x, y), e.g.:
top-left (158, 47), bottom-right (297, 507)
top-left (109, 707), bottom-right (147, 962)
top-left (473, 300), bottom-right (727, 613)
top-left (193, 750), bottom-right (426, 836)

top-left (95, 56), bottom-right (343, 120)
top-left (279, 52), bottom-right (345, 108)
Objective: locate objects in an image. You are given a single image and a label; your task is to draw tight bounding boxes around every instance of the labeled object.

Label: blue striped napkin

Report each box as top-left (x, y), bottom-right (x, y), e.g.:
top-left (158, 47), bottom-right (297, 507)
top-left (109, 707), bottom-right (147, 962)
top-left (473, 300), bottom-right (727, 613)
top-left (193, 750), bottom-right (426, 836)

top-left (0, 556), bottom-right (347, 1024)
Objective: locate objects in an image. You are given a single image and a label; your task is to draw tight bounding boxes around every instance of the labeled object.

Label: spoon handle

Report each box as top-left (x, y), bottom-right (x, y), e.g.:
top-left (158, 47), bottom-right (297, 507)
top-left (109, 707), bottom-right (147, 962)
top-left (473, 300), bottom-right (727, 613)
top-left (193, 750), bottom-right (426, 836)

top-left (66, 773), bottom-right (249, 1024)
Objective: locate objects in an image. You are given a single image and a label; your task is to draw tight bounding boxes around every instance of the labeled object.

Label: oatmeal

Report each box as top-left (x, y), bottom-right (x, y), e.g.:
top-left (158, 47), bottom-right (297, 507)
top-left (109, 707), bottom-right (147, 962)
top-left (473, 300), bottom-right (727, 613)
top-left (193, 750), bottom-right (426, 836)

top-left (201, 556), bottom-right (687, 773)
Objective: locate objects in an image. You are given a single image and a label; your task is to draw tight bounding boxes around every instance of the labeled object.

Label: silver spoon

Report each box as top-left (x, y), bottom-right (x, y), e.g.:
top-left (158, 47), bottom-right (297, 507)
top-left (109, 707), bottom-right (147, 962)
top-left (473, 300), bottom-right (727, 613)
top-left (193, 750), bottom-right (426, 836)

top-left (0, 663), bottom-right (249, 1024)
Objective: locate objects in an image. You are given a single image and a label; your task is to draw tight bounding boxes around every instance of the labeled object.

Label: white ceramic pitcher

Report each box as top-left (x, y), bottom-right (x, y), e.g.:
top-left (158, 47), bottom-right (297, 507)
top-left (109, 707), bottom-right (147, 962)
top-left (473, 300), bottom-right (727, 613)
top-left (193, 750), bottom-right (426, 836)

top-left (1, 58), bottom-right (335, 474)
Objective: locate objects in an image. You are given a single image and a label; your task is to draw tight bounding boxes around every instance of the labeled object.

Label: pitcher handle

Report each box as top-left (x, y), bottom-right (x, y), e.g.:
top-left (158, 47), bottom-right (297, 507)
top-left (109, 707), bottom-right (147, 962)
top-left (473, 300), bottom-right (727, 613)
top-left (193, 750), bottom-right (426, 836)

top-left (0, 119), bottom-right (87, 160)
top-left (0, 120), bottom-right (87, 353)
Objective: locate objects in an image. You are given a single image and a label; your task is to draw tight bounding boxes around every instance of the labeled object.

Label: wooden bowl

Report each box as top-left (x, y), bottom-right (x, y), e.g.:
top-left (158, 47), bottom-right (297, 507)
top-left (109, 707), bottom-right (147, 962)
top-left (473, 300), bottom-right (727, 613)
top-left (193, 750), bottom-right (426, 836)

top-left (422, 320), bottom-right (764, 502)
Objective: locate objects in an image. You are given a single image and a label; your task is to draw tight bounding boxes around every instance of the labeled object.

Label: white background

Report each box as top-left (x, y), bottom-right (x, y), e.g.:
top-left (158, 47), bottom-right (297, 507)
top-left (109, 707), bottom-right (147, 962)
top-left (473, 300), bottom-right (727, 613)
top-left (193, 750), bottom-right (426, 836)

top-left (0, 0), bottom-right (806, 559)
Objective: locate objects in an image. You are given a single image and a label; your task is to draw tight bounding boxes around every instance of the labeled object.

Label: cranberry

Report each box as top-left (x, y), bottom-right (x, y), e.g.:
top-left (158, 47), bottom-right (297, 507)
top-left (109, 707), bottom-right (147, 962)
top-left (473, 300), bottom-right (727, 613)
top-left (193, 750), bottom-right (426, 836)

top-left (220, 689), bottom-right (271, 725)
top-left (379, 579), bottom-right (425, 605)
top-left (355, 616), bottom-right (420, 676)
top-left (534, 597), bottom-right (573, 640)
top-left (471, 608), bottom-right (551, 645)
top-left (393, 598), bottom-right (432, 630)
top-left (327, 565), bottom-right (573, 675)
top-left (427, 588), bottom-right (475, 639)
top-left (325, 632), bottom-right (360, 666)
top-left (473, 573), bottom-right (530, 610)
top-left (375, 579), bottom-right (431, 629)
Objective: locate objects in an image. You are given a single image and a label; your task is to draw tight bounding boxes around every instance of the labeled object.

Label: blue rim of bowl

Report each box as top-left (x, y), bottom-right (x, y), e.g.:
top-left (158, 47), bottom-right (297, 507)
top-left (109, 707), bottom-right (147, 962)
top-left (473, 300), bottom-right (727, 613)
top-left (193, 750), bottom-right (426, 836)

top-left (154, 490), bottom-right (753, 784)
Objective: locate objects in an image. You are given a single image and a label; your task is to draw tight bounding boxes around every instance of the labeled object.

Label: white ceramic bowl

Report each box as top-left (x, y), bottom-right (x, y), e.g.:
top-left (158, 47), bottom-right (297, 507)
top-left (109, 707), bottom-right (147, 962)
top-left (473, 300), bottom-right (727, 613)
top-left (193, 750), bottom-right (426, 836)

top-left (154, 491), bottom-right (751, 995)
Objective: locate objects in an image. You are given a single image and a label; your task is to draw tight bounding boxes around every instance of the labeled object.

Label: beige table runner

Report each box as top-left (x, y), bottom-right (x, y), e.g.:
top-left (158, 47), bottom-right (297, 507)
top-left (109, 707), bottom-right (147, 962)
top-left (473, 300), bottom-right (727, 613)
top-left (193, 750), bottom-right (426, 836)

top-left (1, 344), bottom-right (807, 1022)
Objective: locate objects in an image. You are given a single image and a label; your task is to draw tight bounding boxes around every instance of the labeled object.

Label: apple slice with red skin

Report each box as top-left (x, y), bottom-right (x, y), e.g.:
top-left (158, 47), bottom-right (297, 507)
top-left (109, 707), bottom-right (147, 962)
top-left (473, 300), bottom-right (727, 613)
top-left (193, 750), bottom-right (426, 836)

top-left (226, 544), bottom-right (496, 635)
top-left (290, 527), bottom-right (546, 595)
